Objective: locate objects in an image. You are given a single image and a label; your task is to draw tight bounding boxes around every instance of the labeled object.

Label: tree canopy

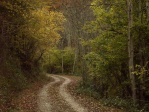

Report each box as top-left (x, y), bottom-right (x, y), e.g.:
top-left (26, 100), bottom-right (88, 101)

top-left (0, 0), bottom-right (149, 111)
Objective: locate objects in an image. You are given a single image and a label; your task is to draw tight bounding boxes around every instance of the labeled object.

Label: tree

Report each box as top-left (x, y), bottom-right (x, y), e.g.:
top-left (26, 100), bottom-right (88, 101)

top-left (146, 0), bottom-right (149, 23)
top-left (127, 0), bottom-right (136, 104)
top-left (0, 1), bottom-right (65, 110)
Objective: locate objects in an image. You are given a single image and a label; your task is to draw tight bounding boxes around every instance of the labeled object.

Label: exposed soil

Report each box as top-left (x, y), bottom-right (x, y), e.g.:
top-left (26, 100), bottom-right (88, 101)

top-left (10, 78), bottom-right (51, 112)
top-left (10, 74), bottom-right (124, 112)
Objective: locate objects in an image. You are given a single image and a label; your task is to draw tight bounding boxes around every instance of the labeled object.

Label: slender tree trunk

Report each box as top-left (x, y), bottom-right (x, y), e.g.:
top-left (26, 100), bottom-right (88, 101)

top-left (138, 0), bottom-right (145, 102)
top-left (72, 29), bottom-right (79, 74)
top-left (139, 0), bottom-right (143, 22)
top-left (72, 52), bottom-right (76, 74)
top-left (61, 49), bottom-right (64, 74)
top-left (72, 39), bottom-right (79, 74)
top-left (81, 44), bottom-right (88, 85)
top-left (61, 39), bottom-right (64, 74)
top-left (146, 0), bottom-right (149, 23)
top-left (127, 0), bottom-right (137, 105)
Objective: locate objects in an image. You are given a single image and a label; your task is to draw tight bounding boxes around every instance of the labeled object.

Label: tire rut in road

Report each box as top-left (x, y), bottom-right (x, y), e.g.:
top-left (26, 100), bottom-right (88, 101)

top-left (38, 74), bottom-right (60, 112)
top-left (48, 75), bottom-right (76, 112)
top-left (58, 75), bottom-right (88, 112)
top-left (38, 74), bottom-right (88, 112)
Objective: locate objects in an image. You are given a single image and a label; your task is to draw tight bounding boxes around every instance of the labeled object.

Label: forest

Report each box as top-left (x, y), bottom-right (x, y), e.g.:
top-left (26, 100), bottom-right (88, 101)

top-left (0, 0), bottom-right (149, 112)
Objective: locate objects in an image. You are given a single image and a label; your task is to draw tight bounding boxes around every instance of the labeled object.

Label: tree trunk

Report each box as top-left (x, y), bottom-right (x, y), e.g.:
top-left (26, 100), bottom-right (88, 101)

top-left (81, 44), bottom-right (88, 85)
top-left (127, 0), bottom-right (137, 105)
top-left (72, 52), bottom-right (76, 74)
top-left (61, 39), bottom-right (64, 74)
top-left (146, 0), bottom-right (149, 23)
top-left (62, 54), bottom-right (64, 73)
top-left (138, 0), bottom-right (145, 103)
top-left (139, 0), bottom-right (143, 22)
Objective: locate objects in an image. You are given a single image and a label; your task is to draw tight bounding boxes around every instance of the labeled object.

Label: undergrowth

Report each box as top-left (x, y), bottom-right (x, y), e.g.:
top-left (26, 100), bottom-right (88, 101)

top-left (76, 81), bottom-right (149, 112)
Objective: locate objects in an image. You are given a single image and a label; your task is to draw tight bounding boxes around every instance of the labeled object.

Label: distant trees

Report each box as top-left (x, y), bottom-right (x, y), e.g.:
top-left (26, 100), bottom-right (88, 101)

top-left (49, 0), bottom-right (149, 109)
top-left (56, 0), bottom-right (94, 77)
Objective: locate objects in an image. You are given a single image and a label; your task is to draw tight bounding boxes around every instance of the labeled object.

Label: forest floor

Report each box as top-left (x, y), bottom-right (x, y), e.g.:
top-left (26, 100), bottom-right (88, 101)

top-left (9, 74), bottom-right (124, 112)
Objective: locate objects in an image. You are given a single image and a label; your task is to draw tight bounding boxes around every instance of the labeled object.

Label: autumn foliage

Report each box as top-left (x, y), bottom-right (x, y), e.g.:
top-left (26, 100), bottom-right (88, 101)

top-left (0, 0), bottom-right (65, 111)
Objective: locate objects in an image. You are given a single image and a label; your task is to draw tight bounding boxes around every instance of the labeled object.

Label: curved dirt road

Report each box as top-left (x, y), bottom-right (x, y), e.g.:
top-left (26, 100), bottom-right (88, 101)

top-left (38, 74), bottom-right (61, 112)
top-left (38, 74), bottom-right (87, 112)
top-left (13, 74), bottom-right (122, 112)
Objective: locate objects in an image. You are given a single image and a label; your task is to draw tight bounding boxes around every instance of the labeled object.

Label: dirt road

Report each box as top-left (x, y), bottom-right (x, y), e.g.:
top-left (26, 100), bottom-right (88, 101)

top-left (10, 74), bottom-right (123, 112)
top-left (38, 74), bottom-right (88, 112)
